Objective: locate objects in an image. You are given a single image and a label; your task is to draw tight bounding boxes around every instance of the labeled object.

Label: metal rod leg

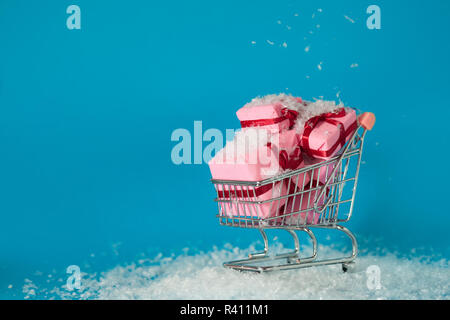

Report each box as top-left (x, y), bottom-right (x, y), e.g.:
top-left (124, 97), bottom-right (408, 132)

top-left (248, 229), bottom-right (269, 259)
top-left (298, 228), bottom-right (318, 262)
top-left (287, 230), bottom-right (300, 253)
top-left (275, 230), bottom-right (300, 261)
top-left (335, 225), bottom-right (358, 260)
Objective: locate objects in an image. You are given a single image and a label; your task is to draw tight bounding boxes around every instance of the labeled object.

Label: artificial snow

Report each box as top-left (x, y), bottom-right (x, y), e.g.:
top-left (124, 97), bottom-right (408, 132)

top-left (291, 99), bottom-right (345, 135)
top-left (344, 15), bottom-right (355, 24)
top-left (317, 62), bottom-right (323, 70)
top-left (241, 94), bottom-right (346, 135)
top-left (244, 93), bottom-right (304, 111)
top-left (211, 128), bottom-right (271, 165)
top-left (26, 243), bottom-right (449, 300)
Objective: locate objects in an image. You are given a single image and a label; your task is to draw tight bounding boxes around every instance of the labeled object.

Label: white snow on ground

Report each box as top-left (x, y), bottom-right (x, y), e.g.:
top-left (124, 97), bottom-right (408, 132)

top-left (30, 244), bottom-right (449, 300)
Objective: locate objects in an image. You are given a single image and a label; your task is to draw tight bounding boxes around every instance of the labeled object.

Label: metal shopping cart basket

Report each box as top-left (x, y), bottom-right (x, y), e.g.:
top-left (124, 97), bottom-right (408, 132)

top-left (211, 111), bottom-right (375, 273)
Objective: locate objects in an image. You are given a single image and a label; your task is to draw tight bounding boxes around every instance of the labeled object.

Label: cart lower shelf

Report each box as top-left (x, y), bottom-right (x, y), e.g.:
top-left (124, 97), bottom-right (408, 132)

top-left (223, 225), bottom-right (357, 273)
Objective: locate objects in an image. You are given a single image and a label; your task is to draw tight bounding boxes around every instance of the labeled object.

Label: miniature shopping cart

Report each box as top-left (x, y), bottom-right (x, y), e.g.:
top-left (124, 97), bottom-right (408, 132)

top-left (211, 111), bottom-right (375, 273)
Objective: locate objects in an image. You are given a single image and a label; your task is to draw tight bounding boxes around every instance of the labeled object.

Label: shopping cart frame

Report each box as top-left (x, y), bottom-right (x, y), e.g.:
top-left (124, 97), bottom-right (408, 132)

top-left (211, 112), bottom-right (375, 273)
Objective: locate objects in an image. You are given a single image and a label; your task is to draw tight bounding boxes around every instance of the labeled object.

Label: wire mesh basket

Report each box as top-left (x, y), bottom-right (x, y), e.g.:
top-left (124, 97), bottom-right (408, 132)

top-left (211, 112), bottom-right (375, 272)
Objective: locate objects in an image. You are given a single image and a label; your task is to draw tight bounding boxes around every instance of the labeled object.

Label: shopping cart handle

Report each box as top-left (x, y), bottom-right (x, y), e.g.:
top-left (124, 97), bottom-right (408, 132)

top-left (358, 112), bottom-right (376, 131)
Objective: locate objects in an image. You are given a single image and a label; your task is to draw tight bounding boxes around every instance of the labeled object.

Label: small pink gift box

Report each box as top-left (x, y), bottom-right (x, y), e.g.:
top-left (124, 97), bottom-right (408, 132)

top-left (277, 180), bottom-right (328, 225)
top-left (209, 138), bottom-right (286, 181)
top-left (209, 129), bottom-right (304, 181)
top-left (300, 108), bottom-right (358, 160)
top-left (236, 103), bottom-right (299, 132)
top-left (209, 129), bottom-right (304, 218)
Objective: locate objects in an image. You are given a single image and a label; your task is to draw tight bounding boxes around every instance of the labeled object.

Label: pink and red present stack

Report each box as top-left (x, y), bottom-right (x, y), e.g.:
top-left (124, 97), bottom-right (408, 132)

top-left (209, 95), bottom-right (358, 225)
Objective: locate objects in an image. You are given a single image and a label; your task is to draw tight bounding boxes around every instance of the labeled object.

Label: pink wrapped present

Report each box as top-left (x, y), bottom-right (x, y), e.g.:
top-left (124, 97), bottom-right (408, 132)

top-left (216, 181), bottom-right (288, 219)
top-left (277, 180), bottom-right (328, 225)
top-left (236, 103), bottom-right (299, 132)
top-left (209, 129), bottom-right (305, 218)
top-left (300, 108), bottom-right (358, 160)
top-left (209, 138), bottom-right (286, 181)
top-left (209, 129), bottom-right (304, 181)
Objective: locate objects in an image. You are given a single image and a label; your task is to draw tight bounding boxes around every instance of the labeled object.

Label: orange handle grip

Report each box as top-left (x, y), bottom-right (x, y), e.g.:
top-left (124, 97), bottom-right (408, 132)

top-left (358, 112), bottom-right (376, 131)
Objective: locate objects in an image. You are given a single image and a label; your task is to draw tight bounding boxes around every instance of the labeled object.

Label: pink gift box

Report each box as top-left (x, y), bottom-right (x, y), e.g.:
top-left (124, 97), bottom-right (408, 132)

top-left (300, 108), bottom-right (358, 160)
top-left (236, 103), bottom-right (298, 132)
top-left (209, 140), bottom-right (285, 181)
top-left (278, 181), bottom-right (328, 225)
top-left (210, 129), bottom-right (304, 219)
top-left (216, 181), bottom-right (288, 219)
top-left (209, 129), bottom-right (303, 181)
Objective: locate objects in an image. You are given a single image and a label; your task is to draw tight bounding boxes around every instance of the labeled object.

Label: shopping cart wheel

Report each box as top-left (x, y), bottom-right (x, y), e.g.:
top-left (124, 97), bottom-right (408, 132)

top-left (287, 256), bottom-right (301, 264)
top-left (342, 262), bottom-right (356, 273)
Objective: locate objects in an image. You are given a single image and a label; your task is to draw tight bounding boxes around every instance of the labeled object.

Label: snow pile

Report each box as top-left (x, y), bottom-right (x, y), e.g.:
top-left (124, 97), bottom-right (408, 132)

top-left (244, 94), bottom-right (304, 111)
top-left (27, 243), bottom-right (450, 300)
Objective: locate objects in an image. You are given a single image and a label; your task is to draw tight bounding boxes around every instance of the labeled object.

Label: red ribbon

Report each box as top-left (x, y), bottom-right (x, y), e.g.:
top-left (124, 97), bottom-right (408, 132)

top-left (266, 142), bottom-right (289, 171)
top-left (217, 183), bottom-right (274, 199)
top-left (240, 108), bottom-right (299, 129)
top-left (286, 146), bottom-right (303, 171)
top-left (301, 108), bottom-right (357, 158)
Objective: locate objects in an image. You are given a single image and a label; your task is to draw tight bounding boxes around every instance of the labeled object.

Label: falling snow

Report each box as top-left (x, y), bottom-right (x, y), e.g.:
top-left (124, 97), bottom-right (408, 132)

top-left (344, 15), bottom-right (355, 23)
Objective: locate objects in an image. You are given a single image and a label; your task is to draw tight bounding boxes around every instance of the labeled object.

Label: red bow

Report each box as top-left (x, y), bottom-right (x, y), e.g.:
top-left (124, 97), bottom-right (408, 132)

top-left (266, 142), bottom-right (302, 171)
top-left (281, 108), bottom-right (299, 128)
top-left (301, 108), bottom-right (357, 158)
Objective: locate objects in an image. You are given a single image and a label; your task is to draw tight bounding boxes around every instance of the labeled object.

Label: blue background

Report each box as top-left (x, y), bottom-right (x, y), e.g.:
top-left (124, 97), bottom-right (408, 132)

top-left (0, 0), bottom-right (449, 298)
